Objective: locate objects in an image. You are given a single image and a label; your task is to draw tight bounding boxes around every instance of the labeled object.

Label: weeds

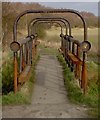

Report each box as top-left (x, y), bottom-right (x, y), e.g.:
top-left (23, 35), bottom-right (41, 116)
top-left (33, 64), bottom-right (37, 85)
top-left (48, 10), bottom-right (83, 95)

top-left (57, 54), bottom-right (99, 117)
top-left (2, 55), bottom-right (40, 105)
top-left (2, 60), bottom-right (14, 94)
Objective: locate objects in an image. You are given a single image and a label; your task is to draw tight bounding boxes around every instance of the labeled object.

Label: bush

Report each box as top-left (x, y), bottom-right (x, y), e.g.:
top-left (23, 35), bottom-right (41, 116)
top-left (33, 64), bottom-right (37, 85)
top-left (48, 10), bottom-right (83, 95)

top-left (36, 24), bottom-right (46, 39)
top-left (2, 60), bottom-right (14, 95)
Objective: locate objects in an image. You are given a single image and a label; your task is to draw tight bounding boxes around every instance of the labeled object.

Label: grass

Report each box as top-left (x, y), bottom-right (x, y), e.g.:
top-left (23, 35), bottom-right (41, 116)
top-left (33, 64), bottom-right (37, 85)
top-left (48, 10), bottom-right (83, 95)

top-left (57, 54), bottom-right (99, 118)
top-left (38, 44), bottom-right (59, 55)
top-left (46, 27), bottom-right (98, 63)
top-left (2, 55), bottom-right (40, 105)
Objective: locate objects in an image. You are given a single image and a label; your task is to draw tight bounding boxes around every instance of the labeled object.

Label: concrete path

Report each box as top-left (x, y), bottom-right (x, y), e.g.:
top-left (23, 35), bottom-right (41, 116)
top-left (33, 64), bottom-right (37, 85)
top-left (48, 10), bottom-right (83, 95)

top-left (2, 55), bottom-right (89, 118)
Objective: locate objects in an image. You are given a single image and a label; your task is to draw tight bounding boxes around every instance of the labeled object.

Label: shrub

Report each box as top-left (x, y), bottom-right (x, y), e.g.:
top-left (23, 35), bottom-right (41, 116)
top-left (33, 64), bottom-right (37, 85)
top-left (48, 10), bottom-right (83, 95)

top-left (36, 24), bottom-right (46, 39)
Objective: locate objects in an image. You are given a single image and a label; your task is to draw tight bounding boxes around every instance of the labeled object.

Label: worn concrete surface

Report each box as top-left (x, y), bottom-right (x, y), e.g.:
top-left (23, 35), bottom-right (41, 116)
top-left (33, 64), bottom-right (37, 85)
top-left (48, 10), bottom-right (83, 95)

top-left (2, 55), bottom-right (90, 118)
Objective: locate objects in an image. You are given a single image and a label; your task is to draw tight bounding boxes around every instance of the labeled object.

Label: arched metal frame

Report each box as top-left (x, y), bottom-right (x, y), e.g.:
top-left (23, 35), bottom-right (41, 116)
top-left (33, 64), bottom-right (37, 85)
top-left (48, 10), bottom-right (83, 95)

top-left (28, 17), bottom-right (71, 37)
top-left (13, 9), bottom-right (87, 42)
top-left (33, 21), bottom-right (63, 35)
top-left (31, 19), bottom-right (68, 36)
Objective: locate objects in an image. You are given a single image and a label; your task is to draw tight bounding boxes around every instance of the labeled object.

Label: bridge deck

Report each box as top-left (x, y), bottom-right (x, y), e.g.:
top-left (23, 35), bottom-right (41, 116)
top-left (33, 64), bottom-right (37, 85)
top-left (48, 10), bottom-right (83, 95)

top-left (2, 55), bottom-right (89, 118)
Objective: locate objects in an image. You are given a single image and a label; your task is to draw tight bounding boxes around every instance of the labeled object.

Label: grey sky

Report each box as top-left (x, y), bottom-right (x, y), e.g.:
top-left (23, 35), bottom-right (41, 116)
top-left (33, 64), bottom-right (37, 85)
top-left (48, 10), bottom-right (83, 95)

top-left (39, 2), bottom-right (98, 16)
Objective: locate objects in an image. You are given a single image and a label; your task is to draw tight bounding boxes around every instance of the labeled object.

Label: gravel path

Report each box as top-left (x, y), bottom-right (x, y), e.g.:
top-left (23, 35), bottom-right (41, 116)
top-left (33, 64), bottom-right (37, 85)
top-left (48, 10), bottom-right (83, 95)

top-left (2, 55), bottom-right (90, 118)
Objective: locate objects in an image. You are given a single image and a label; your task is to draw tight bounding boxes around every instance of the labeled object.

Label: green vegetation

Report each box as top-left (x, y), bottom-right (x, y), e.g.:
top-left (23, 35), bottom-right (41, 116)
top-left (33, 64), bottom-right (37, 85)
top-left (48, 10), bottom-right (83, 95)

top-left (2, 55), bottom-right (40, 105)
top-left (2, 60), bottom-right (14, 94)
top-left (57, 54), bottom-right (99, 117)
top-left (38, 44), bottom-right (59, 55)
top-left (36, 24), bottom-right (46, 39)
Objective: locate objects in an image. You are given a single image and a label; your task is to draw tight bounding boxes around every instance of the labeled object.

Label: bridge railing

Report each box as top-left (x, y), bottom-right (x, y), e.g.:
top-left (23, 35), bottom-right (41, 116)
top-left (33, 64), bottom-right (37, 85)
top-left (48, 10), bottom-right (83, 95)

top-left (10, 35), bottom-right (38, 92)
top-left (60, 34), bottom-right (91, 94)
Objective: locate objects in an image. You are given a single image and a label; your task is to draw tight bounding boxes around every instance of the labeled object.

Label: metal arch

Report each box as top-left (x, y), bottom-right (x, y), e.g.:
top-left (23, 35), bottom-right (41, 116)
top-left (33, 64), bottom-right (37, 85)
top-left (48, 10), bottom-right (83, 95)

top-left (33, 21), bottom-right (63, 35)
top-left (13, 9), bottom-right (87, 41)
top-left (31, 20), bottom-right (65, 35)
top-left (28, 17), bottom-right (71, 36)
top-left (32, 19), bottom-right (68, 36)
top-left (31, 20), bottom-right (67, 36)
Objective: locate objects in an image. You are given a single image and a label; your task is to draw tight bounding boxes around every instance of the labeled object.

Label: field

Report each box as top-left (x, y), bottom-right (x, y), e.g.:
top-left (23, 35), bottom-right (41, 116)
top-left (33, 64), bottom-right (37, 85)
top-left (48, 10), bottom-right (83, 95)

top-left (44, 27), bottom-right (98, 53)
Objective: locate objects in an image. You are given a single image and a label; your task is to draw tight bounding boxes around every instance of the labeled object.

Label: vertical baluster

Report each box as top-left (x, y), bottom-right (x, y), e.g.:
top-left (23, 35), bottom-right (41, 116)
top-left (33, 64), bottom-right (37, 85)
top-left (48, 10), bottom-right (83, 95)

top-left (14, 52), bottom-right (18, 93)
top-left (71, 42), bottom-right (74, 72)
top-left (65, 37), bottom-right (68, 64)
top-left (30, 40), bottom-right (33, 65)
top-left (81, 52), bottom-right (87, 95)
top-left (66, 37), bottom-right (70, 66)
top-left (26, 43), bottom-right (28, 65)
top-left (24, 44), bottom-right (26, 67)
top-left (68, 37), bottom-right (71, 67)
top-left (35, 40), bottom-right (37, 56)
top-left (32, 40), bottom-right (35, 60)
top-left (76, 45), bottom-right (81, 85)
top-left (27, 42), bottom-right (30, 65)
top-left (19, 47), bottom-right (22, 73)
top-left (63, 38), bottom-right (66, 58)
top-left (22, 45), bottom-right (25, 69)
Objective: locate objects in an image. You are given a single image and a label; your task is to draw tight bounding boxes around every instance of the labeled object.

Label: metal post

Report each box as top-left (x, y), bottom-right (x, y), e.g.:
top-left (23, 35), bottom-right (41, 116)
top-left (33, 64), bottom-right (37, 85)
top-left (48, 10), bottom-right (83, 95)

top-left (81, 52), bottom-right (87, 94)
top-left (14, 52), bottom-right (18, 93)
top-left (19, 47), bottom-right (22, 73)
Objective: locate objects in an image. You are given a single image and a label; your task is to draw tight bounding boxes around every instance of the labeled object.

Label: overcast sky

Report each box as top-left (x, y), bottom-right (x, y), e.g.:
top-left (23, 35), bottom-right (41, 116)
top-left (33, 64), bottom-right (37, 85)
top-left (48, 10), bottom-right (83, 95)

top-left (2, 0), bottom-right (98, 16)
top-left (39, 2), bottom-right (98, 16)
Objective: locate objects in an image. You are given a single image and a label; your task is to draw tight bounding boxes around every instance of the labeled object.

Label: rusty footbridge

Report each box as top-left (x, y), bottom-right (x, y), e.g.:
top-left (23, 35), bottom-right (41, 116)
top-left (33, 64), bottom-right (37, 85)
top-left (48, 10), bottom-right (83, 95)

top-left (10, 9), bottom-right (91, 95)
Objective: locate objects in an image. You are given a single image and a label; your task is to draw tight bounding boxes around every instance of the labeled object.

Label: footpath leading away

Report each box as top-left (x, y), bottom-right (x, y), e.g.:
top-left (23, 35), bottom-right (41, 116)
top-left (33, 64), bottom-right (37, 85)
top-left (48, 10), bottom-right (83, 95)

top-left (2, 55), bottom-right (90, 118)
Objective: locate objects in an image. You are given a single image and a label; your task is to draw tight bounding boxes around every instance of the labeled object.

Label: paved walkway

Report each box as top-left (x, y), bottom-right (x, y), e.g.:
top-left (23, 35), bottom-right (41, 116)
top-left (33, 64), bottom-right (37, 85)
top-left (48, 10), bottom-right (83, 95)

top-left (2, 55), bottom-right (89, 118)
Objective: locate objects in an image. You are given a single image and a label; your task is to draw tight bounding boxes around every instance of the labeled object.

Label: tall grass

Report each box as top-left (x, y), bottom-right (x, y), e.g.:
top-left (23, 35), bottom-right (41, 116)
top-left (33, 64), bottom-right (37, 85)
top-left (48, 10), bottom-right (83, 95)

top-left (2, 55), bottom-right (40, 105)
top-left (57, 54), bottom-right (99, 117)
top-left (2, 60), bottom-right (14, 95)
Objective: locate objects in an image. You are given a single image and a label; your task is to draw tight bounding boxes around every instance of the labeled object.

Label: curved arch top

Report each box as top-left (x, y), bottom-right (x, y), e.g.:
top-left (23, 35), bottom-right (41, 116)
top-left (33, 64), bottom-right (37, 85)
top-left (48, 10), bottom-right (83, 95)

top-left (31, 21), bottom-right (63, 35)
top-left (29, 18), bottom-right (70, 36)
top-left (28, 17), bottom-right (71, 36)
top-left (13, 9), bottom-right (87, 41)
